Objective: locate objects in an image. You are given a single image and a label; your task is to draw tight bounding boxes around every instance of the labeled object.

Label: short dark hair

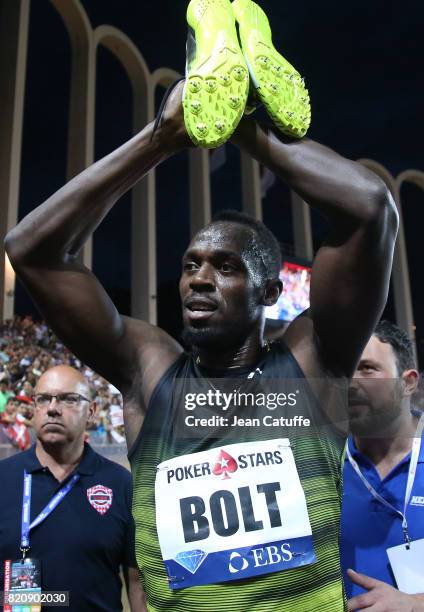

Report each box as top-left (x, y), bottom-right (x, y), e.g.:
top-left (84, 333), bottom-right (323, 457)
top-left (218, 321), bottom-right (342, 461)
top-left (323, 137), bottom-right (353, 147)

top-left (374, 320), bottom-right (416, 373)
top-left (211, 210), bottom-right (282, 282)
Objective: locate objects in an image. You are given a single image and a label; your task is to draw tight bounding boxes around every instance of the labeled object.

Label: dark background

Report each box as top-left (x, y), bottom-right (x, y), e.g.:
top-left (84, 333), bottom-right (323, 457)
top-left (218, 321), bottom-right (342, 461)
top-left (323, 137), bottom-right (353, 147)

top-left (15, 0), bottom-right (424, 363)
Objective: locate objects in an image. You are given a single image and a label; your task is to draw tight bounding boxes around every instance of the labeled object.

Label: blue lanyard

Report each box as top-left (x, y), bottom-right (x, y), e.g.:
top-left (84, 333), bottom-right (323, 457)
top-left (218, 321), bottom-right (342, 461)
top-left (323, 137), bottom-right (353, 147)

top-left (21, 471), bottom-right (80, 556)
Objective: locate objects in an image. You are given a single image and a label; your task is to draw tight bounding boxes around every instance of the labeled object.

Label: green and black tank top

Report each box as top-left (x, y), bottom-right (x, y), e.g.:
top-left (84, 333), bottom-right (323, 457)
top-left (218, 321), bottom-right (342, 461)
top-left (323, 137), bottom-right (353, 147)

top-left (129, 341), bottom-right (346, 611)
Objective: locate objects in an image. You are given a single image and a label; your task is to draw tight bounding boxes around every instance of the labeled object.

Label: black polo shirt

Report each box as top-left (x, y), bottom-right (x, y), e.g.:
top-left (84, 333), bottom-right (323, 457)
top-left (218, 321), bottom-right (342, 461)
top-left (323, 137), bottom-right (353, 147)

top-left (0, 444), bottom-right (136, 611)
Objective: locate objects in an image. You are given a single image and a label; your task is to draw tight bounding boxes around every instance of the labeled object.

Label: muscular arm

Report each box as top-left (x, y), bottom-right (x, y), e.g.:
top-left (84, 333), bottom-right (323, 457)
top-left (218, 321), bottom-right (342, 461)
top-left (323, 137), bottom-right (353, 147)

top-left (232, 120), bottom-right (399, 377)
top-left (4, 85), bottom-right (188, 399)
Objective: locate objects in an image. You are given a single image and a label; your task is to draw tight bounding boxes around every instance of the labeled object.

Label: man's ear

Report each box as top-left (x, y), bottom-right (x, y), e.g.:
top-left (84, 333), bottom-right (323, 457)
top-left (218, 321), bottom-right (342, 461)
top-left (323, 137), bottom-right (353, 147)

top-left (87, 401), bottom-right (98, 424)
top-left (263, 279), bottom-right (283, 306)
top-left (401, 369), bottom-right (419, 397)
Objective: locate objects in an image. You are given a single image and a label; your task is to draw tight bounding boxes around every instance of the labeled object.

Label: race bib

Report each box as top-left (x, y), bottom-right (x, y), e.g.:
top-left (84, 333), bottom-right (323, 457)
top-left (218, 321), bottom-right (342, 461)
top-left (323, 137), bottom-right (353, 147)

top-left (155, 439), bottom-right (316, 589)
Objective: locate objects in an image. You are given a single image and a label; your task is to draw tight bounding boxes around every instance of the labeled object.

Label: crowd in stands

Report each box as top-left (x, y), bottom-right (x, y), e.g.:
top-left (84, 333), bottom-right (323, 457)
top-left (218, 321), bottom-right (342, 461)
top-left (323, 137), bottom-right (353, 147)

top-left (0, 316), bottom-right (125, 452)
top-left (266, 262), bottom-right (311, 322)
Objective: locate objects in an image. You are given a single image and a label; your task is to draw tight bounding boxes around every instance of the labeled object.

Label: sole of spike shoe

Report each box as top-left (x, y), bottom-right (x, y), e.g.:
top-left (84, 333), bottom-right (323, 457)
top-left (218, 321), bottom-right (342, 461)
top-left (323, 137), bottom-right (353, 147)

top-left (183, 0), bottom-right (250, 148)
top-left (232, 0), bottom-right (311, 138)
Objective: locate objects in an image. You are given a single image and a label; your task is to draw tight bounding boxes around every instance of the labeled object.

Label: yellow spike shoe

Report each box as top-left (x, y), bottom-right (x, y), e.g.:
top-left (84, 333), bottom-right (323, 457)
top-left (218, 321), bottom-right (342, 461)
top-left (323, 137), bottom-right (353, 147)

top-left (183, 0), bottom-right (250, 148)
top-left (232, 0), bottom-right (311, 138)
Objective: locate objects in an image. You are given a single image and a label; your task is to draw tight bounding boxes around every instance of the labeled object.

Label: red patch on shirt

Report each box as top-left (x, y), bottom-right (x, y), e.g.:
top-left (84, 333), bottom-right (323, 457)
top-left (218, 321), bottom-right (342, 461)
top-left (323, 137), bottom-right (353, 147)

top-left (86, 484), bottom-right (113, 515)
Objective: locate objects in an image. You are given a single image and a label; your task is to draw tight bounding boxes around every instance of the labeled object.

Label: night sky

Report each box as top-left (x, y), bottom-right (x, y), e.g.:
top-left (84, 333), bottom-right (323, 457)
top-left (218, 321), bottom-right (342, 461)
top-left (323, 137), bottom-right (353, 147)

top-left (15, 0), bottom-right (424, 361)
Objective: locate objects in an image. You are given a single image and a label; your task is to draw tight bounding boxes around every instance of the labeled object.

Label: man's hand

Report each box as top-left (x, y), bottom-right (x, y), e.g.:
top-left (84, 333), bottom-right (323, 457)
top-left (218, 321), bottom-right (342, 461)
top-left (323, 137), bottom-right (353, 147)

top-left (347, 569), bottom-right (424, 611)
top-left (155, 80), bottom-right (192, 150)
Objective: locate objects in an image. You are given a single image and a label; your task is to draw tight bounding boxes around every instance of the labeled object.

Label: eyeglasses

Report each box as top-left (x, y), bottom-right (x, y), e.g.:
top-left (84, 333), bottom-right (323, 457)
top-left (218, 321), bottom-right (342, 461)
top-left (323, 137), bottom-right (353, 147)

top-left (33, 393), bottom-right (91, 408)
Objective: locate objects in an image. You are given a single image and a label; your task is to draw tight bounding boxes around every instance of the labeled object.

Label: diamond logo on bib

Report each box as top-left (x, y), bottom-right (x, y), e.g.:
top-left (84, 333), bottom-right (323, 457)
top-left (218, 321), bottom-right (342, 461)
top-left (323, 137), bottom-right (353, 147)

top-left (175, 549), bottom-right (208, 573)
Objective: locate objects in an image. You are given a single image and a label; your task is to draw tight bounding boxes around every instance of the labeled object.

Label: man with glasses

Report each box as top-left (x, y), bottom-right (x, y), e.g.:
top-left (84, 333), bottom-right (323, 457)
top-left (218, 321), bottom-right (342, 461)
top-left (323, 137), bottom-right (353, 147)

top-left (0, 365), bottom-right (146, 611)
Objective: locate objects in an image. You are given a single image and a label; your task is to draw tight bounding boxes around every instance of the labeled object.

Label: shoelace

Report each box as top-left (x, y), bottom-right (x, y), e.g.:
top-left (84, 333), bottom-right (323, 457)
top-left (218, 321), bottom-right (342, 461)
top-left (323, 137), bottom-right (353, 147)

top-left (150, 77), bottom-right (185, 142)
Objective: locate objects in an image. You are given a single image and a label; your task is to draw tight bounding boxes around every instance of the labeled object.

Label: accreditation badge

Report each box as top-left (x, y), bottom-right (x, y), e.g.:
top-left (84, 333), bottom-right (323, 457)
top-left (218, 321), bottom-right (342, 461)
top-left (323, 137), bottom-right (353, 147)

top-left (155, 438), bottom-right (316, 589)
top-left (387, 538), bottom-right (424, 594)
top-left (3, 558), bottom-right (41, 611)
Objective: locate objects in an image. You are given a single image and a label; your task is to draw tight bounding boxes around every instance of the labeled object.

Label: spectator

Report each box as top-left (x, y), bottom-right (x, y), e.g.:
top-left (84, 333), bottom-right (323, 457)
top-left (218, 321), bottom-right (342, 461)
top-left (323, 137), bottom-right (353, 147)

top-left (0, 396), bottom-right (18, 425)
top-left (3, 396), bottom-right (32, 451)
top-left (16, 395), bottom-right (36, 445)
top-left (0, 398), bottom-right (18, 449)
top-left (341, 321), bottom-right (424, 609)
top-left (0, 365), bottom-right (146, 611)
top-left (0, 379), bottom-right (13, 414)
top-left (19, 381), bottom-right (34, 400)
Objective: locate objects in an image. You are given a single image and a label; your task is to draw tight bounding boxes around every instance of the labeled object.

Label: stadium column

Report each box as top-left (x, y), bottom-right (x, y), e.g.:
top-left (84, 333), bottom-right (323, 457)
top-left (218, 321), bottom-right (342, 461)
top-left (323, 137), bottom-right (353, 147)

top-left (291, 191), bottom-right (314, 261)
top-left (241, 152), bottom-right (262, 220)
top-left (131, 69), bottom-right (156, 324)
top-left (189, 148), bottom-right (212, 235)
top-left (0, 0), bottom-right (30, 320)
top-left (393, 170), bottom-right (424, 354)
top-left (50, 0), bottom-right (96, 270)
top-left (391, 186), bottom-right (416, 351)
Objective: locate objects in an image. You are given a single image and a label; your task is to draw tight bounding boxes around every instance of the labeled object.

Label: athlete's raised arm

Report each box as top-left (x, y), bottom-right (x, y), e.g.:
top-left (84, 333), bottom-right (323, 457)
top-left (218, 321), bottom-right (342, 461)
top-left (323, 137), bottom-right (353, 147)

top-left (232, 119), bottom-right (398, 378)
top-left (4, 85), bottom-right (188, 400)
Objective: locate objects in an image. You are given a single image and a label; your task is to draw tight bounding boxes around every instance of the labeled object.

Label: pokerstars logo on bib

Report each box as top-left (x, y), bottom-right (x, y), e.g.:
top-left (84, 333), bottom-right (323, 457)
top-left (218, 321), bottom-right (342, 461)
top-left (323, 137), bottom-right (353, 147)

top-left (155, 439), bottom-right (317, 590)
top-left (212, 450), bottom-right (238, 479)
top-left (87, 484), bottom-right (113, 515)
top-left (165, 446), bottom-right (284, 484)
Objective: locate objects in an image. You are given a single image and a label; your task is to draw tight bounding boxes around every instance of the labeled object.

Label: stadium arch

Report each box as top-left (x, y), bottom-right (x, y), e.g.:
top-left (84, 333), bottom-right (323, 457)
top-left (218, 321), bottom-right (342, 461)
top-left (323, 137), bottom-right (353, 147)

top-left (93, 25), bottom-right (155, 323)
top-left (359, 159), bottom-right (416, 346)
